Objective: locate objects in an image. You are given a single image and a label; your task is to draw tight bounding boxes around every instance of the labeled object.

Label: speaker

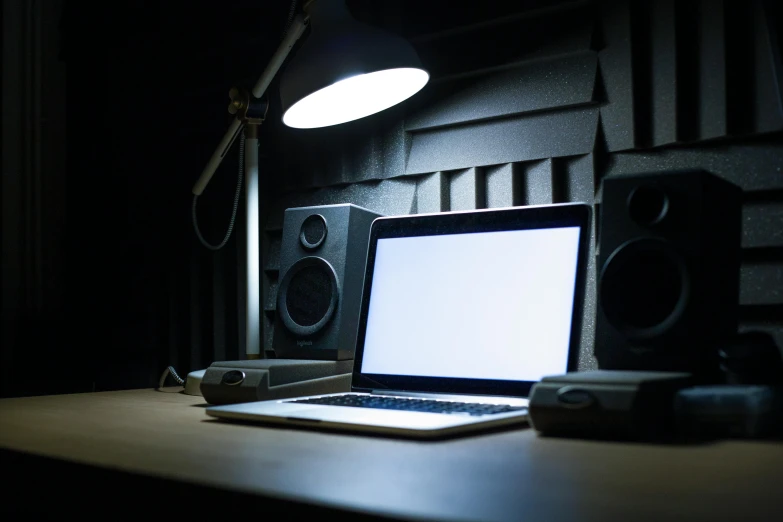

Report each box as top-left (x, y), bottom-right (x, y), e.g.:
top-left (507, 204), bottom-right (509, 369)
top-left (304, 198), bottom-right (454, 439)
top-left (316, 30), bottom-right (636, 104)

top-left (274, 204), bottom-right (383, 360)
top-left (594, 170), bottom-right (742, 381)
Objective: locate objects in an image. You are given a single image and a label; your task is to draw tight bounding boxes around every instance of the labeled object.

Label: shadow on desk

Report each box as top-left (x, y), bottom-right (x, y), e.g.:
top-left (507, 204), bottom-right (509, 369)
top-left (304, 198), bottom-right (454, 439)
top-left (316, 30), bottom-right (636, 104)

top-left (0, 449), bottom-right (405, 520)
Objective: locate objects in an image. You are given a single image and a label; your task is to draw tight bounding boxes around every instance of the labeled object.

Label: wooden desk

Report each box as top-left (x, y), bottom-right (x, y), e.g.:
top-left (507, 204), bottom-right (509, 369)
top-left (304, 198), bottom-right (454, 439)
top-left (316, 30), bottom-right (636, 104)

top-left (1, 389), bottom-right (781, 520)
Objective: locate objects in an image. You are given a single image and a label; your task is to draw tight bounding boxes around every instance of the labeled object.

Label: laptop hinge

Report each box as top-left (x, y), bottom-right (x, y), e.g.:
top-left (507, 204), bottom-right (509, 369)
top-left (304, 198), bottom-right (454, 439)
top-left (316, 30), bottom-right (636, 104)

top-left (370, 389), bottom-right (407, 396)
top-left (370, 389), bottom-right (528, 405)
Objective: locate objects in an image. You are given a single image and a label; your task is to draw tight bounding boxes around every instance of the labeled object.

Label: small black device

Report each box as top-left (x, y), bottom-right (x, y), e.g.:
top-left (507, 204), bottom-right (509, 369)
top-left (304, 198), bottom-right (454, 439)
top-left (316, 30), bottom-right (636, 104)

top-left (719, 331), bottom-right (783, 385)
top-left (594, 170), bottom-right (742, 382)
top-left (200, 359), bottom-right (354, 405)
top-left (528, 370), bottom-right (693, 440)
top-left (674, 385), bottom-right (783, 439)
top-left (274, 204), bottom-right (383, 360)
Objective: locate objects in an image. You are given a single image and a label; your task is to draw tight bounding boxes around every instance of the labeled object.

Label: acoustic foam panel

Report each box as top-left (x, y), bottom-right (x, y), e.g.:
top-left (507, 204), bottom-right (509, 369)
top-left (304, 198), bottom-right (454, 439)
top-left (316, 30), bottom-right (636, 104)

top-left (406, 108), bottom-right (599, 175)
top-left (406, 52), bottom-right (597, 132)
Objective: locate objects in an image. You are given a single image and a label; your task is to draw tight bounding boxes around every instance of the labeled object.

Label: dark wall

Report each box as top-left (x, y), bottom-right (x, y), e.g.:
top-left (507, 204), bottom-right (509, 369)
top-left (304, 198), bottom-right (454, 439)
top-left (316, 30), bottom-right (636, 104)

top-left (59, 0), bottom-right (299, 394)
top-left (261, 0), bottom-right (783, 370)
top-left (2, 0), bottom-right (68, 397)
top-left (2, 0), bottom-right (781, 396)
top-left (2, 0), bottom-right (294, 396)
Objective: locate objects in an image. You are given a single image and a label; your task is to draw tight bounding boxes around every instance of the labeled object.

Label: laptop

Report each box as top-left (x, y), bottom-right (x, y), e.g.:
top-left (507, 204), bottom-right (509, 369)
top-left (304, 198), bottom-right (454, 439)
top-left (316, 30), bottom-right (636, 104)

top-left (207, 203), bottom-right (591, 438)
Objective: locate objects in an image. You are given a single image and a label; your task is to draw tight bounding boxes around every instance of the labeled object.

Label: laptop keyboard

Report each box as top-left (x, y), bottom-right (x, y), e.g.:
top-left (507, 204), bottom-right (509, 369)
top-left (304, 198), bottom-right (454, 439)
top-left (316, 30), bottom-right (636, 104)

top-left (290, 394), bottom-right (525, 416)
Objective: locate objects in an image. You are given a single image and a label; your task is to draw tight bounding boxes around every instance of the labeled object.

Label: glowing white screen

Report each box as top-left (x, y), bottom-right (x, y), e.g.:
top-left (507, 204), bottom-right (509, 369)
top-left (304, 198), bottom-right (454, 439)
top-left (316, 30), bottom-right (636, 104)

top-left (360, 227), bottom-right (581, 381)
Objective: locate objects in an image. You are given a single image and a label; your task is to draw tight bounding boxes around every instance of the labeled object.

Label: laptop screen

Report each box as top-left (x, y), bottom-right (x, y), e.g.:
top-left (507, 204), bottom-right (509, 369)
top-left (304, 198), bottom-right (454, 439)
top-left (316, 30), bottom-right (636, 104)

top-left (359, 226), bottom-right (581, 383)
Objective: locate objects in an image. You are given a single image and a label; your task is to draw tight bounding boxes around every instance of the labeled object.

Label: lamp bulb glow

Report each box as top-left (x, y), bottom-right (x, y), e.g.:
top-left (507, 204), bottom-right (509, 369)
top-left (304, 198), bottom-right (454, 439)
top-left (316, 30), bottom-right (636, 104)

top-left (283, 67), bottom-right (429, 129)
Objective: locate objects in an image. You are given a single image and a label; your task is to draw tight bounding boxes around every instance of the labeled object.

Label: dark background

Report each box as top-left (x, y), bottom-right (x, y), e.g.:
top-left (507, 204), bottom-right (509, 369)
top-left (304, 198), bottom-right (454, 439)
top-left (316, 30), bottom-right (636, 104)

top-left (2, 0), bottom-right (782, 397)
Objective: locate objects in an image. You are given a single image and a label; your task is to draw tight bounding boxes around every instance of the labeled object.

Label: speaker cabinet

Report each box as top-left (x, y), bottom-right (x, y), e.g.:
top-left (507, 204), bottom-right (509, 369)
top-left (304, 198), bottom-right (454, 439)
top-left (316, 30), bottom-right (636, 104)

top-left (594, 170), bottom-right (742, 381)
top-left (274, 204), bottom-right (383, 360)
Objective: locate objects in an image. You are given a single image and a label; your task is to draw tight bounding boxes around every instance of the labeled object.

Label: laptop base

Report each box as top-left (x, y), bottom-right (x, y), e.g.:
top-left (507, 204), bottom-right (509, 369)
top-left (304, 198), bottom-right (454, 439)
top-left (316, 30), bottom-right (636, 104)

top-left (206, 392), bottom-right (529, 440)
top-left (200, 359), bottom-right (353, 405)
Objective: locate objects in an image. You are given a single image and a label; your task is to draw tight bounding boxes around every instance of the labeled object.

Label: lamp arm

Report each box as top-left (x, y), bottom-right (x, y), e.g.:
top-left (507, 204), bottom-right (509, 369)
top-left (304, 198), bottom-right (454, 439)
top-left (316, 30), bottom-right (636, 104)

top-left (253, 14), bottom-right (309, 98)
top-left (191, 14), bottom-right (309, 196)
top-left (192, 118), bottom-right (244, 196)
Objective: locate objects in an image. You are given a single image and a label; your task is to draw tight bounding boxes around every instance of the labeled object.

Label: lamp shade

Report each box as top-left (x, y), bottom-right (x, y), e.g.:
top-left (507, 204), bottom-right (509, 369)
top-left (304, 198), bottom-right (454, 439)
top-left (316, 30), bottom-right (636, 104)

top-left (280, 0), bottom-right (429, 129)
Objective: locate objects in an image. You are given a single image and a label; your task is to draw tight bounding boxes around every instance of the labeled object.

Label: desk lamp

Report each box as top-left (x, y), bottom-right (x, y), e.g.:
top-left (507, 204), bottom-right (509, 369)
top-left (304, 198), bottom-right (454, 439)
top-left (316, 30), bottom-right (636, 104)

top-left (183, 0), bottom-right (428, 399)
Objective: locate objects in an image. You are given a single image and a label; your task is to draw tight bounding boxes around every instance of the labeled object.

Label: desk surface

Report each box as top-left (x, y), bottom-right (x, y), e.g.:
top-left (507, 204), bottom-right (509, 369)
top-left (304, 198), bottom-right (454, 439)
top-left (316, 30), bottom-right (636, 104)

top-left (0, 389), bottom-right (781, 521)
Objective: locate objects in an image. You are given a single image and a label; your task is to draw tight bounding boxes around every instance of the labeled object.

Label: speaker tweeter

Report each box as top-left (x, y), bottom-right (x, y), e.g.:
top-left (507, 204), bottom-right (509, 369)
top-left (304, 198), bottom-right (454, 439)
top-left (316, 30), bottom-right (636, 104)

top-left (627, 185), bottom-right (669, 226)
top-left (300, 214), bottom-right (327, 249)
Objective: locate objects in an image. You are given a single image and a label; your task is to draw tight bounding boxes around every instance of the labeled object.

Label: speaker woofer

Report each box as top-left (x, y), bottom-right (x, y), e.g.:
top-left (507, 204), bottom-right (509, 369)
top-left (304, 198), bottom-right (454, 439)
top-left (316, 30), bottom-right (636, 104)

top-left (277, 256), bottom-right (339, 336)
top-left (300, 214), bottom-right (327, 250)
top-left (599, 238), bottom-right (690, 341)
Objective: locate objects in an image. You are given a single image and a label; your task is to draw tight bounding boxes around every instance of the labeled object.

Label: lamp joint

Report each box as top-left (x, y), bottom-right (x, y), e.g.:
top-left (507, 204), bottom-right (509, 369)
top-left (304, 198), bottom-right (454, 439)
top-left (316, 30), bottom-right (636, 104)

top-left (228, 87), bottom-right (268, 124)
